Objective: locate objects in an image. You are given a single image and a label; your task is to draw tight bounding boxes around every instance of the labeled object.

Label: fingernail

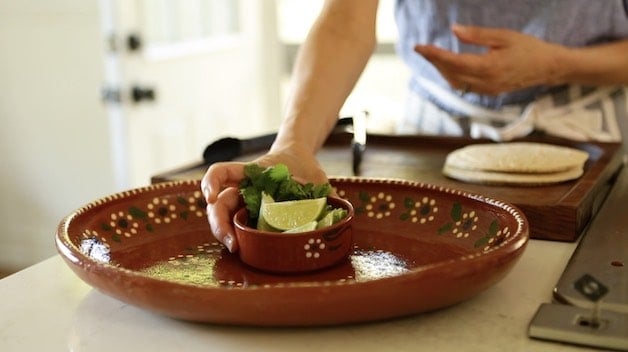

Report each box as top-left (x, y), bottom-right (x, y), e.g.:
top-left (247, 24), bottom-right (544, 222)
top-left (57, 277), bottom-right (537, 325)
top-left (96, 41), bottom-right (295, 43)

top-left (224, 234), bottom-right (235, 252)
top-left (201, 184), bottom-right (210, 200)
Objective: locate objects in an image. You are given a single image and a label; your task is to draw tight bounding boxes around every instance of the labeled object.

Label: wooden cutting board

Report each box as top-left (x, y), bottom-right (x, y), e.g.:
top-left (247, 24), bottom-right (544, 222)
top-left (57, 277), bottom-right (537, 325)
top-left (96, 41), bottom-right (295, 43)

top-left (151, 133), bottom-right (624, 242)
top-left (316, 134), bottom-right (624, 242)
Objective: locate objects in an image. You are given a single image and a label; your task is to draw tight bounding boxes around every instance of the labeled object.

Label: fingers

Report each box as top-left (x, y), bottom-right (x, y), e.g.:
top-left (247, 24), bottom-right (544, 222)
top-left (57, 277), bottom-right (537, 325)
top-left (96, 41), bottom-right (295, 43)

top-left (414, 44), bottom-right (467, 72)
top-left (451, 23), bottom-right (511, 47)
top-left (414, 45), bottom-right (484, 90)
top-left (200, 155), bottom-right (331, 254)
top-left (415, 24), bottom-right (548, 95)
top-left (200, 162), bottom-right (246, 203)
top-left (415, 41), bottom-right (514, 95)
top-left (206, 186), bottom-right (241, 253)
top-left (200, 162), bottom-right (247, 253)
top-left (414, 44), bottom-right (485, 81)
top-left (414, 24), bottom-right (521, 94)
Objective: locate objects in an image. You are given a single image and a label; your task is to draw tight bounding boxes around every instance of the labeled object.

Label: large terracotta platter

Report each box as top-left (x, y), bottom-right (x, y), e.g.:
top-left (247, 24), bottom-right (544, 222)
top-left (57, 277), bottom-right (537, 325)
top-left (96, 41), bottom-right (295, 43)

top-left (56, 178), bottom-right (529, 326)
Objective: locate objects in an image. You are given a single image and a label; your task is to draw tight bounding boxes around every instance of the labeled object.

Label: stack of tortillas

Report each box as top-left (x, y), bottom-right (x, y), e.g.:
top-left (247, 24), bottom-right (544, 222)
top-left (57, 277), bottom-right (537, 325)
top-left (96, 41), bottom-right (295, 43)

top-left (442, 142), bottom-right (589, 186)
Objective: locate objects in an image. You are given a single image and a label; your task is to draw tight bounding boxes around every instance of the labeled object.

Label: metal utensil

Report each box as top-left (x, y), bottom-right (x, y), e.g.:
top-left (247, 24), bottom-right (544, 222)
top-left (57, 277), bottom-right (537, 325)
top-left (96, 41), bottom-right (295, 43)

top-left (351, 111), bottom-right (368, 175)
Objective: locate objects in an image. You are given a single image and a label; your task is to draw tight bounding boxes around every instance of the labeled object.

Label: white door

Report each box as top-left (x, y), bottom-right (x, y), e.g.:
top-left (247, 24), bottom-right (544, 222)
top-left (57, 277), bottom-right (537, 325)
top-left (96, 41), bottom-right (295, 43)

top-left (100, 0), bottom-right (283, 188)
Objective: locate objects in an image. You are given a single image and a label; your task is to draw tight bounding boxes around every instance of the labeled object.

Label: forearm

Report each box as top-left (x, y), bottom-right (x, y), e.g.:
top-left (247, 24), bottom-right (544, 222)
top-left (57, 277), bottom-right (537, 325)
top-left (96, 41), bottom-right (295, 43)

top-left (553, 39), bottom-right (628, 86)
top-left (271, 0), bottom-right (378, 156)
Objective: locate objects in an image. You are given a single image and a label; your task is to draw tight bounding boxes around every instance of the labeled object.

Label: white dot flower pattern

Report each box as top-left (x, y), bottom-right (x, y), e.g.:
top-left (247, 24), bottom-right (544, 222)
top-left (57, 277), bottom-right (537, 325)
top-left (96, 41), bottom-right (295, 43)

top-left (452, 210), bottom-right (478, 238)
top-left (346, 189), bottom-right (510, 251)
top-left (97, 193), bottom-right (206, 243)
top-left (147, 197), bottom-right (177, 224)
top-left (352, 191), bottom-right (395, 219)
top-left (109, 211), bottom-right (140, 238)
top-left (304, 238), bottom-right (326, 258)
top-left (400, 196), bottom-right (438, 224)
top-left (91, 186), bottom-right (510, 257)
top-left (186, 191), bottom-right (206, 218)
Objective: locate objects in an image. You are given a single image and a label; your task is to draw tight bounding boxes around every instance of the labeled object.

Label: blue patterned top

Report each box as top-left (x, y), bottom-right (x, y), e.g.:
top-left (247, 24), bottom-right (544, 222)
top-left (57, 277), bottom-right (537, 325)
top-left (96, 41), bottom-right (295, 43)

top-left (395, 0), bottom-right (628, 110)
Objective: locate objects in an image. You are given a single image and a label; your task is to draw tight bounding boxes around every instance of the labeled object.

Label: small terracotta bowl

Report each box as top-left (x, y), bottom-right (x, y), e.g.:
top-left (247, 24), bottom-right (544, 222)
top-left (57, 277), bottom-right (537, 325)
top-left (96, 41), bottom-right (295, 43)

top-left (233, 197), bottom-right (354, 274)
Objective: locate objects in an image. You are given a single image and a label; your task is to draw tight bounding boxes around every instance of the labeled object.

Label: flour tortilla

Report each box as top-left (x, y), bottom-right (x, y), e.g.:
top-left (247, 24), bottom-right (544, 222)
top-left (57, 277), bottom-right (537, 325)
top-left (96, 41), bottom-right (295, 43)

top-left (443, 164), bottom-right (585, 186)
top-left (445, 142), bottom-right (589, 174)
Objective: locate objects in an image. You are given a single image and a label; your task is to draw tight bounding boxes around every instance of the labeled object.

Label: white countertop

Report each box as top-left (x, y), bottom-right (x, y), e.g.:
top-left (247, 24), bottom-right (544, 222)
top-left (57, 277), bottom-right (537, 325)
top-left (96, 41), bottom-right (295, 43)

top-left (0, 240), bottom-right (605, 352)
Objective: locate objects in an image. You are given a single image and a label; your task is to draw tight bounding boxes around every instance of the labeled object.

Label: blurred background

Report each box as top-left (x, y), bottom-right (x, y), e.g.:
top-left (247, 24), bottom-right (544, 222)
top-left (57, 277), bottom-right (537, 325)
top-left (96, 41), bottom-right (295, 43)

top-left (0, 0), bottom-right (408, 276)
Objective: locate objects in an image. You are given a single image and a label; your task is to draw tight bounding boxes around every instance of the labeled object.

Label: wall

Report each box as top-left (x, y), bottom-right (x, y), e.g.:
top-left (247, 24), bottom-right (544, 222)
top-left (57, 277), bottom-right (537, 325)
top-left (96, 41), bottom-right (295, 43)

top-left (0, 1), bottom-right (283, 271)
top-left (0, 1), bottom-right (117, 270)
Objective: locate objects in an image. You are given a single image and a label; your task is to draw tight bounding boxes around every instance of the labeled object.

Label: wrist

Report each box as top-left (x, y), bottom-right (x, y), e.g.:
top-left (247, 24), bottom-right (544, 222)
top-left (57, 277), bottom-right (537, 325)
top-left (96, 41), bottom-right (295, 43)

top-left (271, 111), bottom-right (337, 155)
top-left (269, 128), bottom-right (318, 161)
top-left (545, 45), bottom-right (572, 86)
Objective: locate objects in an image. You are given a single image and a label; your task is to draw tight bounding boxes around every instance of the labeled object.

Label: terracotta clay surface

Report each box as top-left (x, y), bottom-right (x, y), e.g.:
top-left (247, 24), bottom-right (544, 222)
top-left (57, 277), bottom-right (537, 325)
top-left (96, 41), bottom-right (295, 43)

top-left (56, 178), bottom-right (528, 326)
top-left (234, 197), bottom-right (354, 273)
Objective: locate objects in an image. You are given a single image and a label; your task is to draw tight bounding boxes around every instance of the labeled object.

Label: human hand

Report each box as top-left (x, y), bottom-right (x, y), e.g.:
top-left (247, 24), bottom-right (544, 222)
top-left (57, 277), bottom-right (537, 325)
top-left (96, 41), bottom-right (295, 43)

top-left (200, 148), bottom-right (329, 253)
top-left (414, 24), bottom-right (567, 95)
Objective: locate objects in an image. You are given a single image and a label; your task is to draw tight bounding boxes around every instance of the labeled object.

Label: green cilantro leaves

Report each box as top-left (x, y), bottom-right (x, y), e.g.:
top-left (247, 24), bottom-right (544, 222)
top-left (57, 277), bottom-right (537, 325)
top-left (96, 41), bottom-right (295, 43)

top-left (239, 163), bottom-right (331, 219)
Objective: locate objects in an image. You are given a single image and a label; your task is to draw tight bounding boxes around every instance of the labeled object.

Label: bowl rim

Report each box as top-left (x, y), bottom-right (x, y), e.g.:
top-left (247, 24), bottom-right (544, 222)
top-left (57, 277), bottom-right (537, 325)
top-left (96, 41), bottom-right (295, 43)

top-left (56, 178), bottom-right (530, 291)
top-left (233, 196), bottom-right (355, 237)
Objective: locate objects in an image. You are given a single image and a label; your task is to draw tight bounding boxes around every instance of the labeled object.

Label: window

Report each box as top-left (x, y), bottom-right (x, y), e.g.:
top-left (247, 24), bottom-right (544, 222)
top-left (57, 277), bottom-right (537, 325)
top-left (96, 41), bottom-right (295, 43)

top-left (139, 0), bottom-right (241, 59)
top-left (142, 0), bottom-right (239, 44)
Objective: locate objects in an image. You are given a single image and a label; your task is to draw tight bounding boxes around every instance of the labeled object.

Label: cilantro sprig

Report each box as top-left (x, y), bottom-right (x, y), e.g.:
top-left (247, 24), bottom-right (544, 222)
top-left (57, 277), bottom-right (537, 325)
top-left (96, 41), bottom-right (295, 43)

top-left (239, 163), bottom-right (331, 219)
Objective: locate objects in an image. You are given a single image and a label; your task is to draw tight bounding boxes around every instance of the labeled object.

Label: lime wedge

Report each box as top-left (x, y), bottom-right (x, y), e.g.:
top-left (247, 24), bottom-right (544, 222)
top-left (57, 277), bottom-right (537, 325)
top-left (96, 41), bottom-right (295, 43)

top-left (330, 208), bottom-right (348, 223)
top-left (316, 208), bottom-right (347, 229)
top-left (316, 211), bottom-right (334, 229)
top-left (260, 192), bottom-right (275, 204)
top-left (256, 192), bottom-right (277, 231)
top-left (256, 215), bottom-right (277, 231)
top-left (261, 197), bottom-right (327, 231)
top-left (283, 221), bottom-right (318, 233)
top-left (256, 192), bottom-right (278, 231)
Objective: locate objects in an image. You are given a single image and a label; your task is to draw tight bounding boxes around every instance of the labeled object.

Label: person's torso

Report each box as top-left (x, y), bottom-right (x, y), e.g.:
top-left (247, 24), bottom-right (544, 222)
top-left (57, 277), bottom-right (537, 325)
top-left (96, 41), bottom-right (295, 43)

top-left (395, 0), bottom-right (628, 110)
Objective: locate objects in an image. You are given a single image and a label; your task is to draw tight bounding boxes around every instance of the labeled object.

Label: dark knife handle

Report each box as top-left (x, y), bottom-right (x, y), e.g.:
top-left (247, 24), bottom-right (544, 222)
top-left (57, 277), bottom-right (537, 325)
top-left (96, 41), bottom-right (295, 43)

top-left (202, 116), bottom-right (354, 164)
top-left (352, 141), bottom-right (365, 175)
top-left (239, 133), bottom-right (277, 155)
top-left (202, 137), bottom-right (242, 164)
